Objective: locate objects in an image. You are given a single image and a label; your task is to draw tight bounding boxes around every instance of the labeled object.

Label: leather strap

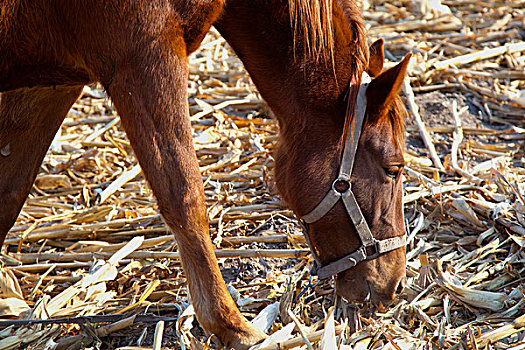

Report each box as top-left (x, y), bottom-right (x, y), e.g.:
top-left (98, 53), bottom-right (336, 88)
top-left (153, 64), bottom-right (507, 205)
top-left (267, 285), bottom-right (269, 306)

top-left (302, 71), bottom-right (371, 225)
top-left (300, 71), bottom-right (407, 280)
top-left (314, 234), bottom-right (407, 280)
top-left (341, 189), bottom-right (375, 246)
top-left (338, 71), bottom-right (371, 178)
top-left (301, 187), bottom-right (341, 224)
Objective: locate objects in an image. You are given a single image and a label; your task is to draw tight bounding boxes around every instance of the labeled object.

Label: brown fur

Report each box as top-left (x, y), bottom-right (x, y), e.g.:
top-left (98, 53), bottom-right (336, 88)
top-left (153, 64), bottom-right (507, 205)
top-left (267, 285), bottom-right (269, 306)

top-left (0, 1), bottom-right (409, 348)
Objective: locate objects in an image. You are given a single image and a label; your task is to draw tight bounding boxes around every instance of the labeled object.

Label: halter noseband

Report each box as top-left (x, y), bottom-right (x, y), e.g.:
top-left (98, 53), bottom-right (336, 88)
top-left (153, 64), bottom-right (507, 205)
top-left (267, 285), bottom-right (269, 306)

top-left (300, 71), bottom-right (407, 280)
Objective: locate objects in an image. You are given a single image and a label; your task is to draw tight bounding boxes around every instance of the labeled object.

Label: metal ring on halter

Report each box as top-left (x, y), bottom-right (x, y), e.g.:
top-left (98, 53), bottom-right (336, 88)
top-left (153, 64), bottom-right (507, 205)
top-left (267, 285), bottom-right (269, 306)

top-left (331, 175), bottom-right (351, 195)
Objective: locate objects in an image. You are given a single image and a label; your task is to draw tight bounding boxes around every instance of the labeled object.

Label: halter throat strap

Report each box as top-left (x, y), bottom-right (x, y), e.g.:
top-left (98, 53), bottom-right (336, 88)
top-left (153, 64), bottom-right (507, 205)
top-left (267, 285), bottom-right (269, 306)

top-left (300, 71), bottom-right (407, 280)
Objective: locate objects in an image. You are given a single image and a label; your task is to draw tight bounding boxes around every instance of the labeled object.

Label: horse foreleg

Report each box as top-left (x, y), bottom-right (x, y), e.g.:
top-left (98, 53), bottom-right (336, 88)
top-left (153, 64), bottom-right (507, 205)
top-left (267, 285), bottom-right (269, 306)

top-left (106, 49), bottom-right (265, 349)
top-left (0, 86), bottom-right (83, 245)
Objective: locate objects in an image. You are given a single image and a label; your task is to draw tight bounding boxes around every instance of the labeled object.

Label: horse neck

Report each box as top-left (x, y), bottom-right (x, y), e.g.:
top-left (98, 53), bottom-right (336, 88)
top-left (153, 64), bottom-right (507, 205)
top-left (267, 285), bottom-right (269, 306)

top-left (215, 0), bottom-right (367, 144)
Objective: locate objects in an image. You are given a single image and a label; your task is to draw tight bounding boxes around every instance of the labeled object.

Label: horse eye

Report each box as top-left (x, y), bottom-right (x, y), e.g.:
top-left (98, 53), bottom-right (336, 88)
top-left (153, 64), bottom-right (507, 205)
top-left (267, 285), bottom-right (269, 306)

top-left (383, 166), bottom-right (401, 179)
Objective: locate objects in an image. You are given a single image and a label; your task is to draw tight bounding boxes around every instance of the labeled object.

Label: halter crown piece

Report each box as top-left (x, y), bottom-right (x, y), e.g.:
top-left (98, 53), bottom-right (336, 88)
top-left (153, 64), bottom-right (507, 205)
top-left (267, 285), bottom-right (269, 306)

top-left (300, 71), bottom-right (407, 280)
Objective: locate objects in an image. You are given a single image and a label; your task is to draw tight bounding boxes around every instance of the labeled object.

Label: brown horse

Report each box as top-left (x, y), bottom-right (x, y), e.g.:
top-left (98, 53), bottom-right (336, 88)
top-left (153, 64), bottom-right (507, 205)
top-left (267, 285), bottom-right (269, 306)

top-left (0, 0), bottom-right (410, 348)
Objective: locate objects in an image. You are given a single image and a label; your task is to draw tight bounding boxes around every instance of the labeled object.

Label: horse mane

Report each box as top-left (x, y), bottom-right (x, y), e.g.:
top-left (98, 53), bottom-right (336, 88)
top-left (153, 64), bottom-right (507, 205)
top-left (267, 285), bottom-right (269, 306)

top-left (288, 0), bottom-right (404, 145)
top-left (288, 0), bottom-right (334, 63)
top-left (288, 0), bottom-right (368, 71)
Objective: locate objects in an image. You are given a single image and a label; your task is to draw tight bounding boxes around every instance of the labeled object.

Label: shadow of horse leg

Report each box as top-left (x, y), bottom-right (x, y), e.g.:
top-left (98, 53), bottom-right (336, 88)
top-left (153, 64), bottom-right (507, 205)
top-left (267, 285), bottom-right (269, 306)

top-left (0, 86), bottom-right (83, 246)
top-left (105, 47), bottom-right (265, 348)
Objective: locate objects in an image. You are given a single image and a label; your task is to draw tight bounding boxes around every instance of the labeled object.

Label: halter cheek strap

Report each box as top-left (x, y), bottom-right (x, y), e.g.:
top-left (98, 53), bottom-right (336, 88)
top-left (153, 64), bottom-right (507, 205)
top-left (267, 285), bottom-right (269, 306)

top-left (300, 71), bottom-right (407, 280)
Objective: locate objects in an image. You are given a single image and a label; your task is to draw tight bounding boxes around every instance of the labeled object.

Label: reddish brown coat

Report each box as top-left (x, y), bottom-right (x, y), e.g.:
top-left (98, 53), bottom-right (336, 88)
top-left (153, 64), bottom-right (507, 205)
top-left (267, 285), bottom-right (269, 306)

top-left (0, 1), bottom-right (409, 348)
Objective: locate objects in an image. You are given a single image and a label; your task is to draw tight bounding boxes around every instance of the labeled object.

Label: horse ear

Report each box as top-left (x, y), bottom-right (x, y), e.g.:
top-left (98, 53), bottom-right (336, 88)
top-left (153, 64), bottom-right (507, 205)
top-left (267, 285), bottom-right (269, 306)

top-left (367, 53), bottom-right (411, 117)
top-left (367, 38), bottom-right (384, 77)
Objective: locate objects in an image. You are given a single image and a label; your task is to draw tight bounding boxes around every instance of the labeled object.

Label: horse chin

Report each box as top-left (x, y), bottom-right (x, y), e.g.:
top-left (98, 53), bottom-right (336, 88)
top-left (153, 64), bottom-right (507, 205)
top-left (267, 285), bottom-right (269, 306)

top-left (334, 271), bottom-right (397, 306)
top-left (334, 274), bottom-right (372, 304)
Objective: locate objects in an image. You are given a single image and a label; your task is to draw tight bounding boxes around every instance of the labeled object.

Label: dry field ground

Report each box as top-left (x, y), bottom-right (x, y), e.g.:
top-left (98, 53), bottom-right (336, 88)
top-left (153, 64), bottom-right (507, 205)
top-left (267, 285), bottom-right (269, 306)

top-left (1, 0), bottom-right (524, 349)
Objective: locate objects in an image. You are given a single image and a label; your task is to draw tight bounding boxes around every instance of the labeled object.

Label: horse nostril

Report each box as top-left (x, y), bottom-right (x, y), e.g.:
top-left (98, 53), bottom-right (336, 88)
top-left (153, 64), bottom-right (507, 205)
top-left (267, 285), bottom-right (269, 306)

top-left (395, 277), bottom-right (406, 295)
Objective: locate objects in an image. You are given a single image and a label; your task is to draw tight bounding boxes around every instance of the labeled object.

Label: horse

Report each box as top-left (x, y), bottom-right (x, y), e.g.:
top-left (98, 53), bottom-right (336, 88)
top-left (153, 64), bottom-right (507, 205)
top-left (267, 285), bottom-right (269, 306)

top-left (0, 0), bottom-right (410, 348)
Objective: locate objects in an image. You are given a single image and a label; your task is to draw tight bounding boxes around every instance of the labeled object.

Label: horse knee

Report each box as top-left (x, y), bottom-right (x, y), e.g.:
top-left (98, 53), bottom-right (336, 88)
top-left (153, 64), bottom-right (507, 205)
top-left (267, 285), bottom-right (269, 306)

top-left (157, 193), bottom-right (208, 233)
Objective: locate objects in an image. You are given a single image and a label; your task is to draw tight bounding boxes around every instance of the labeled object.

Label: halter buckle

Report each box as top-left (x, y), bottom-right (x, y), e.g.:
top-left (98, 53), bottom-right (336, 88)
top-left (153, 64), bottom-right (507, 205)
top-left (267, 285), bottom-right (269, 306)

top-left (363, 240), bottom-right (380, 259)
